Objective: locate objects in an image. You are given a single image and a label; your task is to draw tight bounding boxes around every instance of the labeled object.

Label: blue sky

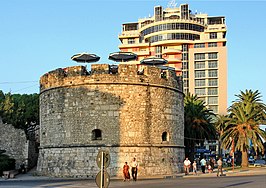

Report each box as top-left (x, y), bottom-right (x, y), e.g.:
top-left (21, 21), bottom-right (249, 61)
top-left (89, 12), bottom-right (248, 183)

top-left (0, 0), bottom-right (265, 107)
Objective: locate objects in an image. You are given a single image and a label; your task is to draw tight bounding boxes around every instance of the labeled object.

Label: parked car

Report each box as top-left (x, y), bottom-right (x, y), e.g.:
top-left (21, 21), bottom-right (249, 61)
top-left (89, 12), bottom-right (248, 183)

top-left (254, 159), bottom-right (266, 167)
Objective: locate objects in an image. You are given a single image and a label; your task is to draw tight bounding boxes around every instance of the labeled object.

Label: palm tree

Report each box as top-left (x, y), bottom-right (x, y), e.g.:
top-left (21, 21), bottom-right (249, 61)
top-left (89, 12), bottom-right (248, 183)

top-left (221, 90), bottom-right (266, 167)
top-left (184, 93), bottom-right (217, 160)
top-left (215, 115), bottom-right (230, 156)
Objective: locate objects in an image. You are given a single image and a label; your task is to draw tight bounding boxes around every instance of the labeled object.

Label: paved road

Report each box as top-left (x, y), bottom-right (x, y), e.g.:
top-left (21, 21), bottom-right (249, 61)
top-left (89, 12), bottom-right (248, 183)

top-left (0, 175), bottom-right (265, 188)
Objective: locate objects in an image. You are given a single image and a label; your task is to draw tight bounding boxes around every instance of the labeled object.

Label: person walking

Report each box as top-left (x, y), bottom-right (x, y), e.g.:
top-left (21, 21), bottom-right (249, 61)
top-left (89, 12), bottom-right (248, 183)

top-left (131, 157), bottom-right (138, 181)
top-left (217, 157), bottom-right (224, 177)
top-left (123, 162), bottom-right (130, 181)
top-left (210, 157), bottom-right (215, 173)
top-left (183, 157), bottom-right (191, 175)
top-left (200, 157), bottom-right (207, 173)
top-left (192, 160), bottom-right (197, 175)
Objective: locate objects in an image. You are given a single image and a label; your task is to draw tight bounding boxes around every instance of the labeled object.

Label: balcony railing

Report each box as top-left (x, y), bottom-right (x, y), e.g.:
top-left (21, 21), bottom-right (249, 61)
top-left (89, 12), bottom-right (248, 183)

top-left (162, 48), bottom-right (182, 55)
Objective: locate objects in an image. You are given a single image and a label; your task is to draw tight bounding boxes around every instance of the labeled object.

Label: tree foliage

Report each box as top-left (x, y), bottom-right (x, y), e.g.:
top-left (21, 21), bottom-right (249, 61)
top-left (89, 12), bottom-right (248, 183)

top-left (221, 89), bottom-right (266, 167)
top-left (0, 90), bottom-right (39, 131)
top-left (0, 150), bottom-right (15, 175)
top-left (184, 93), bottom-right (217, 159)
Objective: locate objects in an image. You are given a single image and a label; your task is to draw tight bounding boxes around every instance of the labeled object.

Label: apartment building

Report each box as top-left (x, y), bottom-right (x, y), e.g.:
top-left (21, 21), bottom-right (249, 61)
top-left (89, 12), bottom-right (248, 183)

top-left (118, 4), bottom-right (227, 115)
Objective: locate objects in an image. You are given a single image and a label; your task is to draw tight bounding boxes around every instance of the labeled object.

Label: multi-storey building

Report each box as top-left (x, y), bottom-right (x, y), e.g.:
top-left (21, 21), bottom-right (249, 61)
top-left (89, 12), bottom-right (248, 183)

top-left (118, 3), bottom-right (227, 114)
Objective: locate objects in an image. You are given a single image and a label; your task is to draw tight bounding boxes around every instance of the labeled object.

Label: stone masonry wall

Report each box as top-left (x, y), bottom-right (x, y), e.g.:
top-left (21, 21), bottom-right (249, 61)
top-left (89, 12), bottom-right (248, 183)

top-left (0, 118), bottom-right (39, 170)
top-left (0, 119), bottom-right (26, 169)
top-left (37, 64), bottom-right (184, 177)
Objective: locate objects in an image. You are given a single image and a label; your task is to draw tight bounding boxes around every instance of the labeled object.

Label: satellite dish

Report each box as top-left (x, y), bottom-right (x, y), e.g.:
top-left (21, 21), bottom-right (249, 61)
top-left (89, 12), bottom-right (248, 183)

top-left (71, 53), bottom-right (100, 63)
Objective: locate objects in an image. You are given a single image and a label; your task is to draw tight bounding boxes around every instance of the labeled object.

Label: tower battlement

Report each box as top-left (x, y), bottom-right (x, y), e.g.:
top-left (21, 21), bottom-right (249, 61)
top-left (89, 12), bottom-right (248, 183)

top-left (40, 64), bottom-right (183, 92)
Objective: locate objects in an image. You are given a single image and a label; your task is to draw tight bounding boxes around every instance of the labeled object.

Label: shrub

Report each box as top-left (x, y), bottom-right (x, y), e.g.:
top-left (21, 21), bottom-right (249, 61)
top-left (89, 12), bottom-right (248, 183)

top-left (0, 150), bottom-right (15, 175)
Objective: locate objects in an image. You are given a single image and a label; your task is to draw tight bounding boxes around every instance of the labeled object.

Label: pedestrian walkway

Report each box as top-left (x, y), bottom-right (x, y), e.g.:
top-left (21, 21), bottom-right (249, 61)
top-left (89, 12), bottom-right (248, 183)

top-left (182, 166), bottom-right (266, 178)
top-left (1, 166), bottom-right (265, 187)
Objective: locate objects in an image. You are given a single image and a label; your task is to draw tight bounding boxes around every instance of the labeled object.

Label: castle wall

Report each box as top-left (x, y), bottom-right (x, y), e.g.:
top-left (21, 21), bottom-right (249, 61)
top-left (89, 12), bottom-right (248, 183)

top-left (0, 119), bottom-right (38, 170)
top-left (37, 64), bottom-right (184, 177)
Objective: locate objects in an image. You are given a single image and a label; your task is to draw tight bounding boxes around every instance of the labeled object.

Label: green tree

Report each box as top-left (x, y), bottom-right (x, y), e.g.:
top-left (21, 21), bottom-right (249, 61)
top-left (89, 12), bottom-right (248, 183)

top-left (0, 91), bottom-right (39, 132)
top-left (0, 150), bottom-right (15, 175)
top-left (215, 115), bottom-right (230, 156)
top-left (0, 92), bottom-right (14, 123)
top-left (12, 93), bottom-right (39, 129)
top-left (184, 93), bottom-right (217, 159)
top-left (0, 90), bottom-right (4, 102)
top-left (221, 90), bottom-right (266, 167)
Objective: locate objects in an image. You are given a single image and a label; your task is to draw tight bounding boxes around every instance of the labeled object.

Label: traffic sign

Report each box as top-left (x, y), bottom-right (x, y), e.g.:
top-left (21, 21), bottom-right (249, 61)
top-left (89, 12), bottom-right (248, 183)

top-left (95, 171), bottom-right (110, 188)
top-left (97, 150), bottom-right (110, 168)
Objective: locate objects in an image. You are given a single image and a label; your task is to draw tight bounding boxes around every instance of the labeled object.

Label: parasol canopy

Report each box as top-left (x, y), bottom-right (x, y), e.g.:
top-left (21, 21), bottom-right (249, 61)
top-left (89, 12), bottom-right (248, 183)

top-left (140, 57), bottom-right (168, 66)
top-left (157, 65), bottom-right (175, 71)
top-left (71, 53), bottom-right (100, 63)
top-left (108, 51), bottom-right (137, 62)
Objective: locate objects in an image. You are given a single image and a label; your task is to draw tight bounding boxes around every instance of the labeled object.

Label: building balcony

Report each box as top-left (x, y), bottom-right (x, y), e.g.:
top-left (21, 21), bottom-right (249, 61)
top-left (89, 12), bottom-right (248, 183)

top-left (118, 43), bottom-right (149, 49)
top-left (162, 48), bottom-right (182, 55)
top-left (119, 31), bottom-right (139, 39)
top-left (134, 50), bottom-right (150, 56)
top-left (165, 57), bottom-right (182, 63)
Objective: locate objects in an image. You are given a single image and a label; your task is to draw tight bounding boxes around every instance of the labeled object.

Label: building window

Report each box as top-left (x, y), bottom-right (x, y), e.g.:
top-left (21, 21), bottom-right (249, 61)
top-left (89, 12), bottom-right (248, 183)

top-left (198, 97), bottom-right (206, 103)
top-left (194, 43), bottom-right (205, 48)
top-left (208, 42), bottom-right (217, 47)
top-left (182, 53), bottom-right (188, 60)
top-left (208, 70), bottom-right (218, 77)
top-left (92, 129), bottom-right (102, 140)
top-left (208, 79), bottom-right (218, 86)
top-left (195, 88), bottom-right (206, 96)
top-left (208, 53), bottom-right (218, 59)
top-left (223, 32), bottom-right (226, 38)
top-left (128, 38), bottom-right (135, 44)
top-left (155, 46), bottom-right (162, 58)
top-left (162, 132), bottom-right (169, 142)
top-left (182, 61), bottom-right (188, 69)
top-left (195, 70), bottom-right (205, 78)
top-left (183, 71), bottom-right (188, 78)
top-left (208, 61), bottom-right (218, 68)
top-left (210, 32), bottom-right (217, 39)
top-left (208, 96), bottom-right (218, 104)
top-left (209, 105), bottom-right (218, 114)
top-left (183, 80), bottom-right (189, 88)
top-left (195, 61), bottom-right (205, 69)
top-left (208, 88), bottom-right (218, 95)
top-left (149, 33), bottom-right (200, 43)
top-left (195, 53), bottom-right (205, 60)
top-left (182, 44), bottom-right (188, 52)
top-left (195, 79), bottom-right (205, 87)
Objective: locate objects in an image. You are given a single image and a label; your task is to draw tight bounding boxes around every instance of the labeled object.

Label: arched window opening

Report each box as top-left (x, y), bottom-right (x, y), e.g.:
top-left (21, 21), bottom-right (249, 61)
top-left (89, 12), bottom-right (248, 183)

top-left (92, 129), bottom-right (102, 140)
top-left (162, 132), bottom-right (168, 142)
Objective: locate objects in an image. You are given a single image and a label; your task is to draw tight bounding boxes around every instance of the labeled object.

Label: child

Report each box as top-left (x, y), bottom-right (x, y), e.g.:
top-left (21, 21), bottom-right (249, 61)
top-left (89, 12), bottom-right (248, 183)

top-left (192, 160), bottom-right (197, 175)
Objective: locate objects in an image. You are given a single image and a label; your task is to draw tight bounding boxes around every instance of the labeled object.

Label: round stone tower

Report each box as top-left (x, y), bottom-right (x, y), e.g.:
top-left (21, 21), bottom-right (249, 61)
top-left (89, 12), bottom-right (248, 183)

top-left (37, 64), bottom-right (184, 178)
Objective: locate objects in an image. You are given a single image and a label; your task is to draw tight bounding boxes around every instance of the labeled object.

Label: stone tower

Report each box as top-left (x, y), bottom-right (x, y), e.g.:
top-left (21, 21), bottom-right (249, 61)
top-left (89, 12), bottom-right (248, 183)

top-left (37, 64), bottom-right (184, 178)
